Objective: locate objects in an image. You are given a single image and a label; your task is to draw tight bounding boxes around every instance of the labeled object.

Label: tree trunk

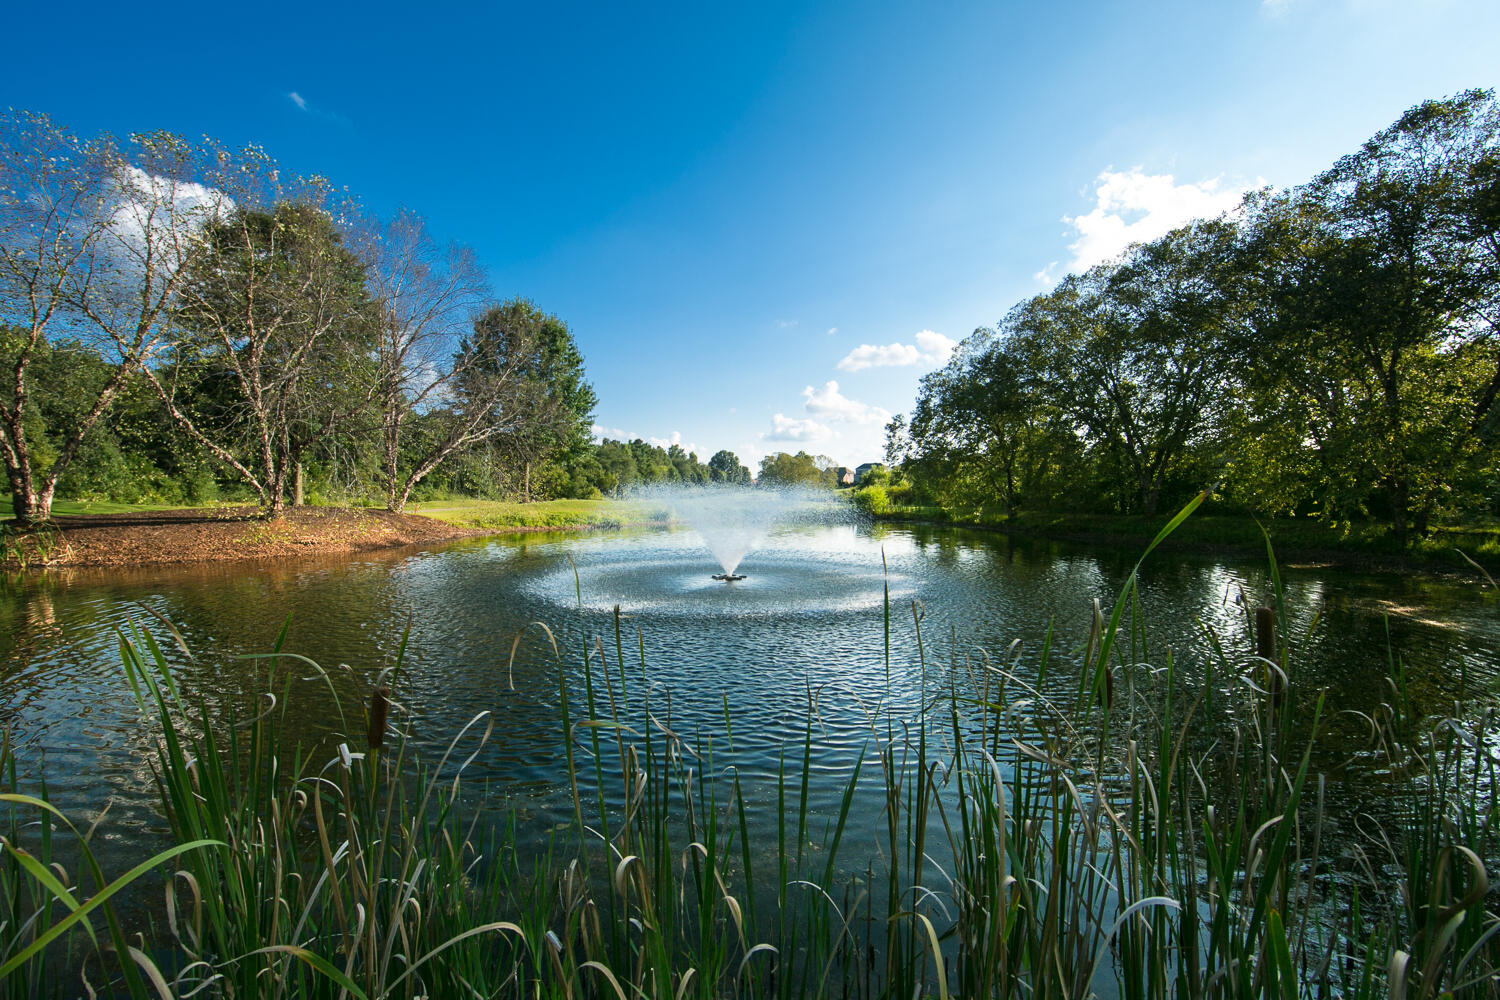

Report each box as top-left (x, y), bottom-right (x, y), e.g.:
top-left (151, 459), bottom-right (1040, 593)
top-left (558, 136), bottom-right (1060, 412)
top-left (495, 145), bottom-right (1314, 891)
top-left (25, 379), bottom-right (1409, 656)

top-left (10, 483), bottom-right (40, 524)
top-left (383, 383), bottom-right (403, 511)
top-left (1388, 477), bottom-right (1410, 549)
top-left (293, 460), bottom-right (304, 507)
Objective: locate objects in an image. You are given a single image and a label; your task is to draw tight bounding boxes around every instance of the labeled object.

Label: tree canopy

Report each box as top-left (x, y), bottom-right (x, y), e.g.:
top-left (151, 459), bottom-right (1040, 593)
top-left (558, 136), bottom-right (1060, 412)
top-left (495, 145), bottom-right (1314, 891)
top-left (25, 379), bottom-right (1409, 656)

top-left (890, 90), bottom-right (1500, 541)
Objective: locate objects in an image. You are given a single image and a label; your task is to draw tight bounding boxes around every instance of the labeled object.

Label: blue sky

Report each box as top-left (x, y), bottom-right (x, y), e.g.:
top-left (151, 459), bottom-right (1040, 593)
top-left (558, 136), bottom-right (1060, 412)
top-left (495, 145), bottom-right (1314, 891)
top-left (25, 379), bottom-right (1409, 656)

top-left (6, 0), bottom-right (1498, 467)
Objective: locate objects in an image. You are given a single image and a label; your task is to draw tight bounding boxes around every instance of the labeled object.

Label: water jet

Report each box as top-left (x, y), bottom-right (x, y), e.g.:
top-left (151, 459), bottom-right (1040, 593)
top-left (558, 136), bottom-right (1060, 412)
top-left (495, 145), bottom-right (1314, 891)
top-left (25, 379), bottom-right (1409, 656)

top-left (635, 484), bottom-right (831, 579)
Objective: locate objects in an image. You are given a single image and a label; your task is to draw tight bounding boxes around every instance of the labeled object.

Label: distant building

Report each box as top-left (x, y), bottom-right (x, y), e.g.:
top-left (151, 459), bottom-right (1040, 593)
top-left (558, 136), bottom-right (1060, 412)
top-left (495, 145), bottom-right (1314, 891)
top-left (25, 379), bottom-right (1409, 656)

top-left (855, 462), bottom-right (885, 483)
top-left (832, 466), bottom-right (855, 486)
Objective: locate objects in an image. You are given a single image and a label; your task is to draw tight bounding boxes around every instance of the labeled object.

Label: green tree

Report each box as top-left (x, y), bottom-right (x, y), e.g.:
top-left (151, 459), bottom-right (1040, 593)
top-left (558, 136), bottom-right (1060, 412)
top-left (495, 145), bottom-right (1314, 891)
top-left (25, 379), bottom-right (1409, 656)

top-left (160, 200), bottom-right (378, 513)
top-left (906, 325), bottom-right (1079, 516)
top-left (1033, 220), bottom-right (1241, 515)
top-left (707, 448), bottom-right (750, 483)
top-left (595, 438), bottom-right (639, 493)
top-left (1236, 90), bottom-right (1500, 540)
top-left (0, 114), bottom-right (221, 523)
top-left (404, 298), bottom-right (594, 507)
top-left (757, 451), bottom-right (830, 487)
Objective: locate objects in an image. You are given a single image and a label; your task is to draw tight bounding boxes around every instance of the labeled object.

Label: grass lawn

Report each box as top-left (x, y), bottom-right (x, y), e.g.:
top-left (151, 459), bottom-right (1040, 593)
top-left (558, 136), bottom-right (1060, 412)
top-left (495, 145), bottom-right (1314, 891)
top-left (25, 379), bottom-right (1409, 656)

top-left (1, 497), bottom-right (226, 518)
top-left (1, 496), bottom-right (668, 534)
top-left (409, 497), bottom-right (666, 530)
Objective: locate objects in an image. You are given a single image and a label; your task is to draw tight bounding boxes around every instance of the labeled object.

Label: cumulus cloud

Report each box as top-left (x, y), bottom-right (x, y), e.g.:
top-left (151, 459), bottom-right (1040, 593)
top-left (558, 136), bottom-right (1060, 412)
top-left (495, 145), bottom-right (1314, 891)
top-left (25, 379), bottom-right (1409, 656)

top-left (1034, 261), bottom-right (1060, 286)
top-left (103, 167), bottom-right (233, 278)
top-left (914, 330), bottom-right (956, 361)
top-left (836, 329), bottom-right (956, 372)
top-left (649, 430), bottom-right (700, 455)
top-left (826, 326), bottom-right (838, 336)
top-left (802, 381), bottom-right (892, 425)
top-left (1063, 167), bottom-right (1252, 272)
top-left (764, 413), bottom-right (833, 444)
top-left (837, 342), bottom-right (919, 370)
top-left (287, 91), bottom-right (309, 112)
top-left (591, 423), bottom-right (632, 441)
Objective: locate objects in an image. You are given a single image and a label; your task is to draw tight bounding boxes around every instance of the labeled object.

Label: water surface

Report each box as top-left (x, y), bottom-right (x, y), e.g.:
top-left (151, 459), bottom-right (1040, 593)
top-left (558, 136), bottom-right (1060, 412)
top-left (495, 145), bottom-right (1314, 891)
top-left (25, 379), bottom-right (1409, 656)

top-left (1, 522), bottom-right (1495, 862)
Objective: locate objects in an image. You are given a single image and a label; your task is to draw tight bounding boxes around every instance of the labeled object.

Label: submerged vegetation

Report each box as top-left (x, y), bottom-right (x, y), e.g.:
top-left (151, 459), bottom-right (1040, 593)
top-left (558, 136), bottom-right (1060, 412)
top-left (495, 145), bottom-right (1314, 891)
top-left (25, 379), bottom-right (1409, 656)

top-left (3, 510), bottom-right (1498, 999)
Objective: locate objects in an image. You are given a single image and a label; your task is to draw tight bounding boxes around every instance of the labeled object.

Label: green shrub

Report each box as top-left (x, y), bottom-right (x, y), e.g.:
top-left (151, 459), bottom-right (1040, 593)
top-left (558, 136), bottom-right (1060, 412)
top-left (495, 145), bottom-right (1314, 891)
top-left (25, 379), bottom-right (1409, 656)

top-left (851, 484), bottom-right (890, 515)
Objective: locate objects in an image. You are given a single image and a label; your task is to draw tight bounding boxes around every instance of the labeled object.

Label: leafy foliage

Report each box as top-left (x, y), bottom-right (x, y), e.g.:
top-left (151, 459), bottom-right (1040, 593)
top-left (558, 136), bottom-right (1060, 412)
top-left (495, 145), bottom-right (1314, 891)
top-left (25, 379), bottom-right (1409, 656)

top-left (892, 90), bottom-right (1500, 541)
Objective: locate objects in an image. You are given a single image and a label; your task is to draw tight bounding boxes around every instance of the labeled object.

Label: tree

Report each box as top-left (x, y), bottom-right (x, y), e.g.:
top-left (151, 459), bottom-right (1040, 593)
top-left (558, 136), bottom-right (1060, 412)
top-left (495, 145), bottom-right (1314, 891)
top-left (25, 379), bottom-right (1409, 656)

top-left (388, 298), bottom-right (594, 510)
top-left (707, 449), bottom-right (750, 483)
top-left (484, 301), bottom-right (596, 502)
top-left (361, 209), bottom-right (489, 510)
top-left (757, 451), bottom-right (830, 487)
top-left (0, 114), bottom-right (223, 523)
top-left (1033, 219), bottom-right (1241, 515)
top-left (595, 438), bottom-right (639, 493)
top-left (907, 327), bottom-right (1059, 515)
top-left (667, 444), bottom-right (709, 484)
top-left (158, 195), bottom-right (378, 514)
top-left (1236, 90), bottom-right (1500, 540)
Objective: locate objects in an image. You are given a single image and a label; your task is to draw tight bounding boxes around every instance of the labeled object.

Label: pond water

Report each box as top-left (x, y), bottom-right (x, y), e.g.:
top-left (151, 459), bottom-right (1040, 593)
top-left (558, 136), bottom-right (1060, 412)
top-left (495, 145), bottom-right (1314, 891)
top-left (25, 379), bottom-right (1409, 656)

top-left (1, 521), bottom-right (1496, 872)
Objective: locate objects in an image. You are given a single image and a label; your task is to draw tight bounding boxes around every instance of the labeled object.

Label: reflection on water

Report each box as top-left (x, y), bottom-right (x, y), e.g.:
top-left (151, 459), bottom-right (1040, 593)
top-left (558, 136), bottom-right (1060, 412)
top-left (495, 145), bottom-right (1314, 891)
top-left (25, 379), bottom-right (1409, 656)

top-left (1, 522), bottom-right (1496, 866)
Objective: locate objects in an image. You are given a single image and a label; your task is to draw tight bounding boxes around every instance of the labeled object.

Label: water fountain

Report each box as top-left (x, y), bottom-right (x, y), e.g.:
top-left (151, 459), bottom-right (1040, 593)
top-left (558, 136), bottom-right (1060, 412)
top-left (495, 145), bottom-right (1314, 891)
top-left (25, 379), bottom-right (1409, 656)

top-left (638, 484), bottom-right (816, 580)
top-left (522, 483), bottom-right (882, 614)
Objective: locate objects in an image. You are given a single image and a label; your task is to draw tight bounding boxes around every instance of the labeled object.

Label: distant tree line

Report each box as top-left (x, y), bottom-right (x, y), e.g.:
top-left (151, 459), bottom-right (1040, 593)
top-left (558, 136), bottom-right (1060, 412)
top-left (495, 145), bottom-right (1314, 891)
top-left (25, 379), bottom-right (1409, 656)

top-left (568, 446), bottom-right (848, 493)
top-left (0, 112), bottom-right (605, 523)
top-left (889, 89), bottom-right (1500, 545)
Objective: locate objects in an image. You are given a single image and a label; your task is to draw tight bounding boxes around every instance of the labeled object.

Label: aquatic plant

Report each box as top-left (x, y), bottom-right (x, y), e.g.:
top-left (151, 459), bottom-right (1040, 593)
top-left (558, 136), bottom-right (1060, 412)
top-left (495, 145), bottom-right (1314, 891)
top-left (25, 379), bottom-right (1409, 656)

top-left (2, 507), bottom-right (1497, 998)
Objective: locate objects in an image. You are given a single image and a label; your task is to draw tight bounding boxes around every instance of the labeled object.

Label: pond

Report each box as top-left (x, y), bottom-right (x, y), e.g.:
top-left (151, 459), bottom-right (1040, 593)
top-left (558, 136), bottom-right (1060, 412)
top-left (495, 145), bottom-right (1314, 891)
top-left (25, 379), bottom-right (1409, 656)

top-left (1, 518), bottom-right (1495, 872)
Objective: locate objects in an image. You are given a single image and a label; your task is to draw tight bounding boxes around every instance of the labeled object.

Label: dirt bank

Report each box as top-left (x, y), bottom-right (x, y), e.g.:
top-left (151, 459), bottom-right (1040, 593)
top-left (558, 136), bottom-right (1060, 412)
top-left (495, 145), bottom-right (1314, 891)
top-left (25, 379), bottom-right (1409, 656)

top-left (11, 507), bottom-right (484, 568)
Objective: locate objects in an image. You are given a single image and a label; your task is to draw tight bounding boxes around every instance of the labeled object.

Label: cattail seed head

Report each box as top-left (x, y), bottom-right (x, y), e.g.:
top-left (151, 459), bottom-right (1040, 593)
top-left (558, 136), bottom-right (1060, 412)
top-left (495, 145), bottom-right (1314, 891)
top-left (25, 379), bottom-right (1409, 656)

top-left (368, 685), bottom-right (390, 751)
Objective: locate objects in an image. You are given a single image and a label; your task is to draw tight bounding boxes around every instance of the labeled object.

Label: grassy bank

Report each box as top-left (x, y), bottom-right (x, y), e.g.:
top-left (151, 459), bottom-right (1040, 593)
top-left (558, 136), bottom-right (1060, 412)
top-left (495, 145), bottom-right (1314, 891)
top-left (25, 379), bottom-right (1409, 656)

top-left (3, 507), bottom-right (1498, 998)
top-left (410, 497), bottom-right (665, 531)
top-left (864, 500), bottom-right (1500, 576)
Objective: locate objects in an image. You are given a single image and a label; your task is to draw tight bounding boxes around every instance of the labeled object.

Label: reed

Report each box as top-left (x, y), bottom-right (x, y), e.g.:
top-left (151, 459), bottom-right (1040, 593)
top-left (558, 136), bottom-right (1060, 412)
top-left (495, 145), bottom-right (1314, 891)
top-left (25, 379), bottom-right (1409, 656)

top-left (1, 503), bottom-right (1497, 998)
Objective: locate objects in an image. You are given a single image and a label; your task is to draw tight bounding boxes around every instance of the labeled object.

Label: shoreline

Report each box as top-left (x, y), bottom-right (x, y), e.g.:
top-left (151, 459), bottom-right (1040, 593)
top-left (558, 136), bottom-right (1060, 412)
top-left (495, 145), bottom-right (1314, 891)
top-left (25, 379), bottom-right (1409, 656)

top-left (1, 503), bottom-right (672, 570)
top-left (869, 509), bottom-right (1500, 583)
top-left (4, 507), bottom-right (485, 569)
top-left (8, 501), bottom-right (1497, 584)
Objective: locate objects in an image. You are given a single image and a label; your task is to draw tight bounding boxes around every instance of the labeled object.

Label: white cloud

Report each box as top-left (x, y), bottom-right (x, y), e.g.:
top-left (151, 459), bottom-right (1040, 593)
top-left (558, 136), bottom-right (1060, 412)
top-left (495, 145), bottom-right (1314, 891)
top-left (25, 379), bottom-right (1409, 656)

top-left (763, 413), bottom-right (833, 444)
top-left (836, 329), bottom-right (955, 372)
top-left (1034, 261), bottom-right (1060, 286)
top-left (914, 330), bottom-right (957, 362)
top-left (836, 342), bottom-right (919, 371)
top-left (283, 91), bottom-right (351, 126)
top-left (1063, 167), bottom-right (1252, 272)
top-left (775, 318), bottom-right (798, 328)
top-left (802, 381), bottom-right (891, 425)
top-left (826, 326), bottom-right (838, 336)
top-left (591, 423), bottom-right (632, 441)
top-left (105, 167), bottom-right (232, 269)
top-left (649, 430), bottom-right (701, 455)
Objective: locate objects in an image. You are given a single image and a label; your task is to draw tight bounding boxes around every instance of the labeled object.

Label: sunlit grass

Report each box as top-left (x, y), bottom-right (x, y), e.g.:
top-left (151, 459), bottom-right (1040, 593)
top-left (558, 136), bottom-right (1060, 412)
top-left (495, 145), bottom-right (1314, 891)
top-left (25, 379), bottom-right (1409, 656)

top-left (0, 496), bottom-right (225, 518)
top-left (412, 497), bottom-right (666, 530)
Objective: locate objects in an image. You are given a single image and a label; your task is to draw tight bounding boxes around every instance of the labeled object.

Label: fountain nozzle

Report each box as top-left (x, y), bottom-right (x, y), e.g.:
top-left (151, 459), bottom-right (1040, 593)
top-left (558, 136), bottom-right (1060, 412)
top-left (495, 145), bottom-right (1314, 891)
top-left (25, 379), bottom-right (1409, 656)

top-left (711, 573), bottom-right (746, 582)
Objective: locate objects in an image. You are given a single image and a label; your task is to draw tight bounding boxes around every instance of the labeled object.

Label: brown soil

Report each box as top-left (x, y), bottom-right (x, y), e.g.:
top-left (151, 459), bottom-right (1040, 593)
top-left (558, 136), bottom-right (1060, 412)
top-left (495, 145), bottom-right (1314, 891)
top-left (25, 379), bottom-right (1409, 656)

top-left (14, 507), bottom-right (483, 568)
